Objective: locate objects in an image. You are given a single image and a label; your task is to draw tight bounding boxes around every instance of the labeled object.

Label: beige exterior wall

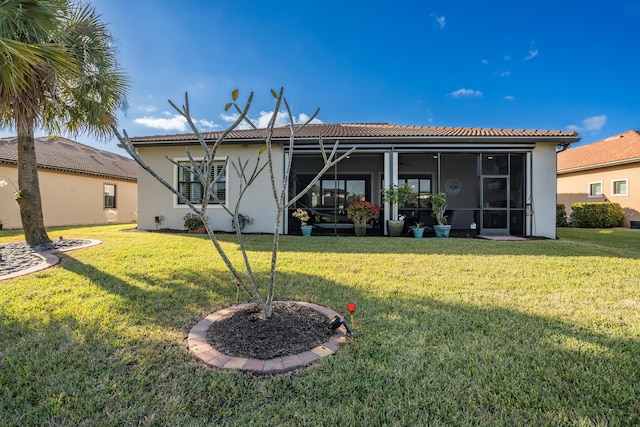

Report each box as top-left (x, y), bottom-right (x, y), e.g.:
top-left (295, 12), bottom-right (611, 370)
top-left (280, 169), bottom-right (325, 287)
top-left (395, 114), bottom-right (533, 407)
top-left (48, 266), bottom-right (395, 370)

top-left (532, 143), bottom-right (560, 239)
top-left (557, 162), bottom-right (640, 227)
top-left (0, 164), bottom-right (137, 229)
top-left (136, 145), bottom-right (283, 232)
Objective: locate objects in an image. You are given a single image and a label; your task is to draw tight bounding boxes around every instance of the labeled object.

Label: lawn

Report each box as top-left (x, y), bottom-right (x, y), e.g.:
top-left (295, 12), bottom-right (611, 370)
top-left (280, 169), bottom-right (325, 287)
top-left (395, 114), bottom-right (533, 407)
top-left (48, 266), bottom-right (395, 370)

top-left (1, 225), bottom-right (639, 426)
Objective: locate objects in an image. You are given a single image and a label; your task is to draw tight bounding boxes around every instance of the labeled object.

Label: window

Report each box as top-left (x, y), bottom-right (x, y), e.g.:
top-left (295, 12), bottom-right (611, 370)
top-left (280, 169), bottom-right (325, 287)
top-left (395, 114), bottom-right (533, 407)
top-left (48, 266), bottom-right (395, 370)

top-left (399, 176), bottom-right (432, 208)
top-left (612, 179), bottom-right (628, 196)
top-left (177, 160), bottom-right (226, 205)
top-left (588, 181), bottom-right (602, 198)
top-left (104, 184), bottom-right (116, 208)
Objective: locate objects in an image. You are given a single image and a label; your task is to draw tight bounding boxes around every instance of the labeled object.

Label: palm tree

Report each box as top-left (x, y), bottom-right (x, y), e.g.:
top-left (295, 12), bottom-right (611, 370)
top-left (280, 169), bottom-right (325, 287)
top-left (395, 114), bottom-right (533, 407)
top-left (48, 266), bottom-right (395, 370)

top-left (0, 0), bottom-right (128, 247)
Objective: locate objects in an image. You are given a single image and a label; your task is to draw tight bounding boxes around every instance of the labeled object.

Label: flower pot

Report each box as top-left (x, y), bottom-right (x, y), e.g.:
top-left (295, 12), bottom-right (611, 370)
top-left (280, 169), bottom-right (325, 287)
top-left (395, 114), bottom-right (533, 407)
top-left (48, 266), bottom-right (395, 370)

top-left (354, 224), bottom-right (367, 237)
top-left (300, 225), bottom-right (312, 236)
top-left (188, 226), bottom-right (206, 234)
top-left (412, 228), bottom-right (424, 238)
top-left (387, 220), bottom-right (404, 237)
top-left (433, 224), bottom-right (451, 238)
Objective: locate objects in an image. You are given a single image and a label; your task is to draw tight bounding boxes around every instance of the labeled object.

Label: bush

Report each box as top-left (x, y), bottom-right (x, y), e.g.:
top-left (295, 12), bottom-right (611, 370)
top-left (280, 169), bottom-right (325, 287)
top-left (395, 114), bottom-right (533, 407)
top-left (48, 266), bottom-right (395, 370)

top-left (556, 204), bottom-right (569, 227)
top-left (571, 202), bottom-right (624, 228)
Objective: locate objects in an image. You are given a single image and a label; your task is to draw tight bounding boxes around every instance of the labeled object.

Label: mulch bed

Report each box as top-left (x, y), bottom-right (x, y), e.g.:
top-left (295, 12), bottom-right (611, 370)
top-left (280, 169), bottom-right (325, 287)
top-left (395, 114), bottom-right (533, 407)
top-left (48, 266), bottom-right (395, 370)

top-left (206, 301), bottom-right (334, 360)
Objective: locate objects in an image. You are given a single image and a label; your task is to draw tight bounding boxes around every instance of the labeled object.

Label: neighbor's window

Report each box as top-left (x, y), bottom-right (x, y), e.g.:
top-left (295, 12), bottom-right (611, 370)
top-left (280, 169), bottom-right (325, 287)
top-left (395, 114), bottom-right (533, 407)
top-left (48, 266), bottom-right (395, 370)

top-left (588, 181), bottom-right (602, 197)
top-left (104, 184), bottom-right (116, 208)
top-left (612, 179), bottom-right (628, 196)
top-left (177, 160), bottom-right (226, 205)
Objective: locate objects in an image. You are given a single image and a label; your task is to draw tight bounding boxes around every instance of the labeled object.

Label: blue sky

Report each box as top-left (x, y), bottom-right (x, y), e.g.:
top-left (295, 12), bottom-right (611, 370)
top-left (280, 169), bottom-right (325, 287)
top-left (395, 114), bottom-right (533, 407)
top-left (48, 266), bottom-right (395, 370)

top-left (4, 0), bottom-right (640, 154)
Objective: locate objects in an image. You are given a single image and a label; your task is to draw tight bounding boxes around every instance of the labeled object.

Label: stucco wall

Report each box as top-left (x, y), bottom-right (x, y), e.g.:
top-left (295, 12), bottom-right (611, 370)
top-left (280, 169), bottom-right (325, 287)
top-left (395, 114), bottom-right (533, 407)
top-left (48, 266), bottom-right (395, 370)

top-left (136, 144), bottom-right (283, 232)
top-left (532, 143), bottom-right (558, 239)
top-left (557, 162), bottom-right (639, 227)
top-left (0, 164), bottom-right (137, 229)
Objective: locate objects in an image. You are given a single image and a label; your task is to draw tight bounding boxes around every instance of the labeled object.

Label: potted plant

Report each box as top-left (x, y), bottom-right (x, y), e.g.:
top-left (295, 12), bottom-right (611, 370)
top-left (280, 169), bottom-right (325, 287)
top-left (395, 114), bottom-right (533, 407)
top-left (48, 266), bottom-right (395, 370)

top-left (410, 222), bottom-right (425, 238)
top-left (183, 213), bottom-right (206, 233)
top-left (346, 196), bottom-right (380, 237)
top-left (381, 183), bottom-right (412, 236)
top-left (291, 208), bottom-right (312, 236)
top-left (428, 192), bottom-right (451, 237)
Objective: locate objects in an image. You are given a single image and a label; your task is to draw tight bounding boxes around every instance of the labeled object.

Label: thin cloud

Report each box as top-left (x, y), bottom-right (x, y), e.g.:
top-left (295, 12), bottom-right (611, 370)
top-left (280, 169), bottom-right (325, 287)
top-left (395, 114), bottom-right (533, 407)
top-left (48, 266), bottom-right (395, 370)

top-left (566, 115), bottom-right (607, 133)
top-left (136, 105), bottom-right (158, 113)
top-left (448, 88), bottom-right (483, 98)
top-left (481, 59), bottom-right (489, 66)
top-left (524, 41), bottom-right (539, 60)
top-left (504, 95), bottom-right (516, 101)
top-left (135, 114), bottom-right (221, 132)
top-left (429, 13), bottom-right (445, 29)
top-left (500, 71), bottom-right (511, 78)
top-left (135, 115), bottom-right (187, 131)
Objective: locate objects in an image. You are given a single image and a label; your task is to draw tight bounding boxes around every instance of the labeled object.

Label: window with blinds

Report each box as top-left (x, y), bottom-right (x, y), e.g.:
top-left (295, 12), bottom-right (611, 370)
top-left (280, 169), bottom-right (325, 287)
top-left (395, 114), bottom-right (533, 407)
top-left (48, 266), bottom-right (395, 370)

top-left (588, 182), bottom-right (602, 197)
top-left (104, 184), bottom-right (116, 208)
top-left (612, 179), bottom-right (628, 196)
top-left (177, 161), bottom-right (226, 205)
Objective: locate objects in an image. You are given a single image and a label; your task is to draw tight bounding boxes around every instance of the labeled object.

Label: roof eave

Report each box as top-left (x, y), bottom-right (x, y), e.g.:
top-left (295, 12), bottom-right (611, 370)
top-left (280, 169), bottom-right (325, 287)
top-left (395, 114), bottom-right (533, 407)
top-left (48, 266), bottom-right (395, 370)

top-left (130, 134), bottom-right (580, 147)
top-left (558, 157), bottom-right (640, 174)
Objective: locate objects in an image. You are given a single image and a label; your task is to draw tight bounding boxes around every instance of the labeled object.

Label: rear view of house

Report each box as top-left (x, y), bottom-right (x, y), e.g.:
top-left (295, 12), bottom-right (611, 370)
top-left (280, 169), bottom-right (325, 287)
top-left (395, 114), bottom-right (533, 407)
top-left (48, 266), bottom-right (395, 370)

top-left (0, 136), bottom-right (137, 229)
top-left (130, 123), bottom-right (578, 239)
top-left (557, 130), bottom-right (640, 227)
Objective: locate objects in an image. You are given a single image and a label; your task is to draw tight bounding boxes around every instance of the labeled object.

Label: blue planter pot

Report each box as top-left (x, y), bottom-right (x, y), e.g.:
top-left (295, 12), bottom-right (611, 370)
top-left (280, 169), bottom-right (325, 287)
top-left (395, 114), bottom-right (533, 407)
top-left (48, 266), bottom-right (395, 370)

top-left (300, 225), bottom-right (313, 236)
top-left (433, 224), bottom-right (451, 238)
top-left (412, 228), bottom-right (425, 238)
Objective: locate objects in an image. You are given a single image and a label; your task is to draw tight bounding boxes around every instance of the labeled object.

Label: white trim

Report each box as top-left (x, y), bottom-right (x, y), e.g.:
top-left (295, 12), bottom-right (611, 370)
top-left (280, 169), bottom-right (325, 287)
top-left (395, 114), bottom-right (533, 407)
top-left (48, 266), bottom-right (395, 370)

top-left (587, 181), bottom-right (603, 198)
top-left (172, 156), bottom-right (228, 209)
top-left (611, 178), bottom-right (628, 197)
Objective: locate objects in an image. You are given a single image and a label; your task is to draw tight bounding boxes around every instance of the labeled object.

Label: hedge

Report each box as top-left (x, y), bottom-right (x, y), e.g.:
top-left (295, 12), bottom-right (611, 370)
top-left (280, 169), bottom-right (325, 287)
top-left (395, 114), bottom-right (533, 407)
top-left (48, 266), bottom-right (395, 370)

top-left (571, 202), bottom-right (624, 228)
top-left (556, 204), bottom-right (569, 227)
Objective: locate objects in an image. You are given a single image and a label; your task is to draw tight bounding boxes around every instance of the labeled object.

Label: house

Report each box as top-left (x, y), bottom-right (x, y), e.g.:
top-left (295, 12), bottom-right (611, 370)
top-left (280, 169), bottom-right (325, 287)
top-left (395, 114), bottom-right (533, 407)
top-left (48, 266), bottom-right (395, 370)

top-left (129, 124), bottom-right (578, 238)
top-left (0, 136), bottom-right (137, 229)
top-left (557, 130), bottom-right (640, 227)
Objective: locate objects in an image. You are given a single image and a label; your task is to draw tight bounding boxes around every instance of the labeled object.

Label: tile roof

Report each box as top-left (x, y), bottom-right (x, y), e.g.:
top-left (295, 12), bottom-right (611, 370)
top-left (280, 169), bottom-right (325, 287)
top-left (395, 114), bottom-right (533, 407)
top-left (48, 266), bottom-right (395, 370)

top-left (0, 136), bottom-right (137, 181)
top-left (129, 123), bottom-right (578, 144)
top-left (557, 130), bottom-right (640, 172)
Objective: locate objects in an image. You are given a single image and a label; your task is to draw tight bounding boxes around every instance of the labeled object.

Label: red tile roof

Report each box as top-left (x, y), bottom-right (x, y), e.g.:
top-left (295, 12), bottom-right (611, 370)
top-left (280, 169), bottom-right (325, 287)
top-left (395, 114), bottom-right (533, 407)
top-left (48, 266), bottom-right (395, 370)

top-left (557, 130), bottom-right (640, 172)
top-left (129, 123), bottom-right (578, 144)
top-left (0, 136), bottom-right (137, 181)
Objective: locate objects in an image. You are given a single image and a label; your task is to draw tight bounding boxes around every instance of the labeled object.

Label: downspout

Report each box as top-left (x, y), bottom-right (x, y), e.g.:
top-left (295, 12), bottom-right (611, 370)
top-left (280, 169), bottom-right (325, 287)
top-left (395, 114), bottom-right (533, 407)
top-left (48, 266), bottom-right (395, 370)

top-left (526, 151), bottom-right (533, 237)
top-left (283, 150), bottom-right (288, 235)
top-left (333, 161), bottom-right (338, 236)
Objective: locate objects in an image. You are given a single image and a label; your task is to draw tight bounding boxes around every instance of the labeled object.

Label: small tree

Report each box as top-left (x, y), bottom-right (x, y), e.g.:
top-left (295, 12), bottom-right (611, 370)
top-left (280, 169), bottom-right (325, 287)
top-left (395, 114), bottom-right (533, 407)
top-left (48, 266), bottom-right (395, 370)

top-left (428, 192), bottom-right (448, 225)
top-left (114, 88), bottom-right (354, 318)
top-left (381, 183), bottom-right (412, 221)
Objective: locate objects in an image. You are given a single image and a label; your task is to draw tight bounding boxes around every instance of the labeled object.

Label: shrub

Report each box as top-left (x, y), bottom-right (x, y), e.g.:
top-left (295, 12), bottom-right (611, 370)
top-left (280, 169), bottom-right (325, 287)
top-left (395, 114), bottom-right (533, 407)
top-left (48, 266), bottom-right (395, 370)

top-left (183, 213), bottom-right (204, 230)
top-left (556, 204), bottom-right (569, 227)
top-left (571, 202), bottom-right (624, 228)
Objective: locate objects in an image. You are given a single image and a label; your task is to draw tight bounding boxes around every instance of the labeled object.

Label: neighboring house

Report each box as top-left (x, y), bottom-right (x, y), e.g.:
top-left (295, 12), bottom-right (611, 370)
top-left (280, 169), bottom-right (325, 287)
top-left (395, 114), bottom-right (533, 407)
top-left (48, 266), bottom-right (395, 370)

top-left (557, 130), bottom-right (640, 227)
top-left (129, 123), bottom-right (578, 239)
top-left (0, 136), bottom-right (137, 229)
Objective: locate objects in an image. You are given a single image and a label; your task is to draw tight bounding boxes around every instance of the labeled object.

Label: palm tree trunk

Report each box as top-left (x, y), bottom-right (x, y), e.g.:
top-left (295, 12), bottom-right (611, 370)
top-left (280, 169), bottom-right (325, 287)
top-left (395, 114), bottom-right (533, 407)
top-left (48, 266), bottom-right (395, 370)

top-left (16, 125), bottom-right (51, 248)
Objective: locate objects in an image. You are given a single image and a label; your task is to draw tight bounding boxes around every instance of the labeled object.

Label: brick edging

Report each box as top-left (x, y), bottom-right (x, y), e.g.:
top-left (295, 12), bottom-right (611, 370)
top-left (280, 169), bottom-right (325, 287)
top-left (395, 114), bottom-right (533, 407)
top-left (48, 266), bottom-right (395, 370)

top-left (188, 301), bottom-right (348, 374)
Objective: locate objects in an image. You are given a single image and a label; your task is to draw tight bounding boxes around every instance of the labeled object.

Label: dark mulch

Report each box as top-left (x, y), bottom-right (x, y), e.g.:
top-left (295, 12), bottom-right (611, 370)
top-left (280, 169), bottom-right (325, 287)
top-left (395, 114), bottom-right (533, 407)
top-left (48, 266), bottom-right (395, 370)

top-left (207, 301), bottom-right (334, 360)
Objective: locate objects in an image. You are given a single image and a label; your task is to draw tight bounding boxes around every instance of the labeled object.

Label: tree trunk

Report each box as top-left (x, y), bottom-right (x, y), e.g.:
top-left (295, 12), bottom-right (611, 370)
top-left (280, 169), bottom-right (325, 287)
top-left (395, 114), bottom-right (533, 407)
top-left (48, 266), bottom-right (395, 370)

top-left (16, 126), bottom-right (52, 248)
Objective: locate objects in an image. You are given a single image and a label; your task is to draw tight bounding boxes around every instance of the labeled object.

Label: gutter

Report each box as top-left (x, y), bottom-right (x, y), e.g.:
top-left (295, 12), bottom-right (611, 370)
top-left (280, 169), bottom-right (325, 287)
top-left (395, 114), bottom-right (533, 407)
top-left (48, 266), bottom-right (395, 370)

top-left (129, 134), bottom-right (581, 147)
top-left (558, 157), bottom-right (640, 174)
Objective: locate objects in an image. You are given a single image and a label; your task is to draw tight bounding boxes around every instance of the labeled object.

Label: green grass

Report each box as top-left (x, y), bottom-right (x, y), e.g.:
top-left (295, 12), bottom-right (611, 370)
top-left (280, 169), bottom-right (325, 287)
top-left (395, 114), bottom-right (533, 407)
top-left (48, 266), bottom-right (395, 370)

top-left (1, 225), bottom-right (639, 426)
